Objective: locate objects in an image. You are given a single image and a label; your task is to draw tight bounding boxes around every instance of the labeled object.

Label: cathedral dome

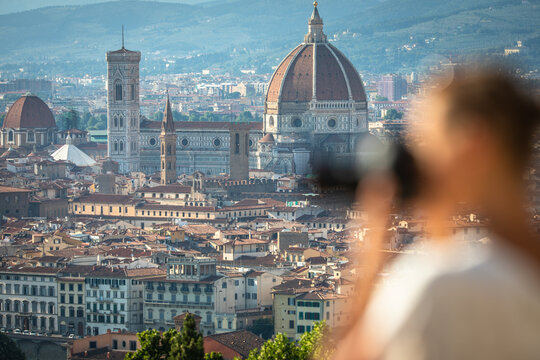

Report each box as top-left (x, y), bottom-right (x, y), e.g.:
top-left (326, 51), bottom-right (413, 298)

top-left (266, 3), bottom-right (366, 105)
top-left (3, 95), bottom-right (56, 129)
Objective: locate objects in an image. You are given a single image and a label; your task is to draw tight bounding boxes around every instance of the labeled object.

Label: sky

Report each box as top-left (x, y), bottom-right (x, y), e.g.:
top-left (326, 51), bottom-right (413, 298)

top-left (0, 0), bottom-right (212, 15)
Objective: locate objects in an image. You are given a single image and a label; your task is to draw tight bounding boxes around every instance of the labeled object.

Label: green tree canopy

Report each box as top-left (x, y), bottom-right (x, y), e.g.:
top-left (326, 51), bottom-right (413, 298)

top-left (0, 332), bottom-right (25, 360)
top-left (125, 314), bottom-right (209, 360)
top-left (57, 109), bottom-right (80, 130)
top-left (246, 318), bottom-right (274, 340)
top-left (244, 321), bottom-right (334, 360)
top-left (384, 108), bottom-right (404, 120)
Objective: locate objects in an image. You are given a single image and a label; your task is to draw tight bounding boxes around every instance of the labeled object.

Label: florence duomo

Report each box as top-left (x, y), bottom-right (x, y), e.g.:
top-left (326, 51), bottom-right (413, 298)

top-left (0, 0), bottom-right (538, 358)
top-left (107, 2), bottom-right (369, 180)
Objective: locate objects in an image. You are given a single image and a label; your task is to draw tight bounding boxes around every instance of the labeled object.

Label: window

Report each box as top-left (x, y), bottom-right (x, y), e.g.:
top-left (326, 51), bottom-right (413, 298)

top-left (115, 83), bottom-right (122, 101)
top-left (8, 131), bottom-right (13, 142)
top-left (297, 325), bottom-right (305, 333)
top-left (328, 118), bottom-right (337, 128)
top-left (248, 279), bottom-right (255, 286)
top-left (148, 310), bottom-right (153, 319)
top-left (89, 341), bottom-right (97, 349)
top-left (235, 133), bottom-right (240, 154)
top-left (289, 320), bottom-right (294, 329)
top-left (27, 131), bottom-right (34, 142)
top-left (292, 118), bottom-right (302, 127)
top-left (130, 84), bottom-right (135, 100)
top-left (130, 341), bottom-right (137, 351)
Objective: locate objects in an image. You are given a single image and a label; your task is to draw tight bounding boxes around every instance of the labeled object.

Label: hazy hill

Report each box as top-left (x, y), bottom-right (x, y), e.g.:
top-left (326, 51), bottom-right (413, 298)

top-left (0, 0), bottom-right (539, 75)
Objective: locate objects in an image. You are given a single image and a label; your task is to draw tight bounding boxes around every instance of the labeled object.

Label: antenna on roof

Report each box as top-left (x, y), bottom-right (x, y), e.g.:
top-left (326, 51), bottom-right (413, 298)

top-left (122, 25), bottom-right (125, 49)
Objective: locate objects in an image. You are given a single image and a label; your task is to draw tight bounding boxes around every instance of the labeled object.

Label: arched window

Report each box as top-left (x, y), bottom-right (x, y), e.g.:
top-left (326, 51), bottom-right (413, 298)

top-left (161, 144), bottom-right (164, 155)
top-left (8, 131), bottom-right (13, 142)
top-left (167, 162), bottom-right (171, 170)
top-left (113, 116), bottom-right (118, 128)
top-left (268, 116), bottom-right (275, 128)
top-left (114, 141), bottom-right (118, 152)
top-left (245, 133), bottom-right (249, 155)
top-left (115, 83), bottom-right (123, 101)
top-left (167, 144), bottom-right (171, 155)
top-left (119, 141), bottom-right (124, 152)
top-left (119, 116), bottom-right (124, 128)
top-left (162, 161), bottom-right (165, 170)
top-left (27, 131), bottom-right (35, 142)
top-left (235, 133), bottom-right (240, 154)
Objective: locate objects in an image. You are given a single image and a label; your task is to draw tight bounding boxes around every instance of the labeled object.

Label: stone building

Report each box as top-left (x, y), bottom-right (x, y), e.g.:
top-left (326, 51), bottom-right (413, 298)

top-left (0, 185), bottom-right (31, 218)
top-left (256, 3), bottom-right (369, 174)
top-left (142, 256), bottom-right (222, 335)
top-left (104, 3), bottom-right (368, 177)
top-left (106, 43), bottom-right (141, 174)
top-left (160, 96), bottom-right (177, 185)
top-left (0, 95), bottom-right (57, 150)
top-left (0, 266), bottom-right (59, 333)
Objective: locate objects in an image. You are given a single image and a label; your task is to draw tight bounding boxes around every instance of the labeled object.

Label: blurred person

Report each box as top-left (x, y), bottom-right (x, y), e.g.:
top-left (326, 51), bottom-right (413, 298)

top-left (333, 69), bottom-right (540, 360)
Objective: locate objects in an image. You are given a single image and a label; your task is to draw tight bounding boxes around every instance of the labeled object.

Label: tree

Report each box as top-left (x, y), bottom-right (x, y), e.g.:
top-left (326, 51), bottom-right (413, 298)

top-left (58, 109), bottom-right (80, 130)
top-left (244, 333), bottom-right (299, 360)
top-left (384, 109), bottom-right (403, 120)
top-left (236, 111), bottom-right (254, 122)
top-left (171, 313), bottom-right (205, 360)
top-left (125, 329), bottom-right (179, 360)
top-left (204, 353), bottom-right (224, 360)
top-left (298, 321), bottom-right (334, 360)
top-left (0, 332), bottom-right (25, 360)
top-left (246, 318), bottom-right (274, 340)
top-left (244, 321), bottom-right (334, 360)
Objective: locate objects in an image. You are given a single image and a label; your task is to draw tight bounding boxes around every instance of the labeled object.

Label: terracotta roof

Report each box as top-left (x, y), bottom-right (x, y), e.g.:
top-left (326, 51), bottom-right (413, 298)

top-left (76, 194), bottom-right (136, 204)
top-left (0, 185), bottom-right (31, 193)
top-left (265, 7), bottom-right (366, 105)
top-left (140, 184), bottom-right (192, 194)
top-left (3, 95), bottom-right (56, 129)
top-left (258, 133), bottom-right (275, 143)
top-left (204, 330), bottom-right (265, 358)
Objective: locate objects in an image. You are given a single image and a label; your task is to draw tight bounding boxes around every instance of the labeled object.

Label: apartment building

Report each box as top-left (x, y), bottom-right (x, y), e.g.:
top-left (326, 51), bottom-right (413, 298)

top-left (85, 267), bottom-right (162, 336)
top-left (142, 256), bottom-right (222, 335)
top-left (0, 266), bottom-right (59, 333)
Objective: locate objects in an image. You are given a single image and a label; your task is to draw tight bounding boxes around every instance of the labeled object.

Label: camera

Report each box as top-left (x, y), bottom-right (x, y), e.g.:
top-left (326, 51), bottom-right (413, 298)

top-left (313, 136), bottom-right (420, 202)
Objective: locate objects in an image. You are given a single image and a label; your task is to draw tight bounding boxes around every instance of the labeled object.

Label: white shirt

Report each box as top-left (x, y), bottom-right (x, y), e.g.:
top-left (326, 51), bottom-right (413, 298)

top-left (361, 240), bottom-right (540, 360)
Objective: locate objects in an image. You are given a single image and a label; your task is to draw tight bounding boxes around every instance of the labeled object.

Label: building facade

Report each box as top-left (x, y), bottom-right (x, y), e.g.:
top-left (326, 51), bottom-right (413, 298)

top-left (106, 45), bottom-right (141, 174)
top-left (256, 3), bottom-right (369, 174)
top-left (84, 267), bottom-right (148, 336)
top-left (160, 96), bottom-right (177, 185)
top-left (143, 257), bottom-right (221, 335)
top-left (0, 267), bottom-right (59, 333)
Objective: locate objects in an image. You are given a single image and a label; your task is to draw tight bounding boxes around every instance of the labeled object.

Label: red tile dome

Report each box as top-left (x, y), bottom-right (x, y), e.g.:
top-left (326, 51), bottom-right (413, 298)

top-left (3, 95), bottom-right (56, 129)
top-left (266, 4), bottom-right (366, 105)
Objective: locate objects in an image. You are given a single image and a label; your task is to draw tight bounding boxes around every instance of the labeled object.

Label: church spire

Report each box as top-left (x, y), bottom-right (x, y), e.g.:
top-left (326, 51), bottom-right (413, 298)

top-left (305, 1), bottom-right (327, 43)
top-left (162, 93), bottom-right (175, 133)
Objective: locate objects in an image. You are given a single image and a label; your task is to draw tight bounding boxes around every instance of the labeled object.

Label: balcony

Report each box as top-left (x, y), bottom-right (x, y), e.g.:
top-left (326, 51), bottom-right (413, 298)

top-left (144, 299), bottom-right (214, 310)
top-left (145, 286), bottom-right (154, 292)
top-left (144, 319), bottom-right (155, 324)
top-left (204, 287), bottom-right (213, 294)
top-left (157, 286), bottom-right (166, 292)
top-left (193, 287), bottom-right (201, 294)
top-left (169, 286), bottom-right (178, 292)
top-left (180, 287), bottom-right (189, 293)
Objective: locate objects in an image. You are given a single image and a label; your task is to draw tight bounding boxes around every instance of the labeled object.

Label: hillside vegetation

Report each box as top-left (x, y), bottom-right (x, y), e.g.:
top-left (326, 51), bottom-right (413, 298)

top-left (0, 0), bottom-right (539, 75)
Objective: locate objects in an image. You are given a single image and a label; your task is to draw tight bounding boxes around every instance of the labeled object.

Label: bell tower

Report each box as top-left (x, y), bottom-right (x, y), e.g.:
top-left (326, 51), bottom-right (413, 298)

top-left (160, 95), bottom-right (177, 185)
top-left (106, 27), bottom-right (141, 174)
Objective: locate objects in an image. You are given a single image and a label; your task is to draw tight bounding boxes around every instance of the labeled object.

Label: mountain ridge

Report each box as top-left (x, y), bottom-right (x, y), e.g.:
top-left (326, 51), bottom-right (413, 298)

top-left (0, 0), bottom-right (539, 75)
